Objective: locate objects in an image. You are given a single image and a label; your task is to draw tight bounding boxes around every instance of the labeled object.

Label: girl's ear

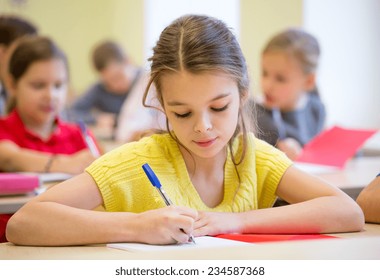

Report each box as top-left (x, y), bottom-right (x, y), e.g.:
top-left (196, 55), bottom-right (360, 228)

top-left (304, 73), bottom-right (316, 91)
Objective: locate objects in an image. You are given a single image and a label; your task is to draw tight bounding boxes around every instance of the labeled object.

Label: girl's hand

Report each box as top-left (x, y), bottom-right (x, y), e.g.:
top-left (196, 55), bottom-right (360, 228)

top-left (193, 211), bottom-right (242, 237)
top-left (134, 206), bottom-right (197, 244)
top-left (277, 138), bottom-right (302, 160)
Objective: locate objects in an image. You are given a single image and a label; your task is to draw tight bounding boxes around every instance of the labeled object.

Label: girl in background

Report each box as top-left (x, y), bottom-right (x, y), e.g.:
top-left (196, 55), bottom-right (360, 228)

top-left (255, 28), bottom-right (325, 160)
top-left (7, 16), bottom-right (362, 246)
top-left (0, 36), bottom-right (99, 242)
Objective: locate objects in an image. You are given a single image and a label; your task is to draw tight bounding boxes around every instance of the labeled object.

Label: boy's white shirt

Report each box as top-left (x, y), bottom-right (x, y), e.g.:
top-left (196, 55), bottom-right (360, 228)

top-left (115, 71), bottom-right (166, 142)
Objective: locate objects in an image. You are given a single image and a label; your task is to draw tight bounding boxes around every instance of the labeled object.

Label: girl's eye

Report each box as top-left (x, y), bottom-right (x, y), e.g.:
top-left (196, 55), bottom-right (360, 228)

top-left (31, 82), bottom-right (45, 89)
top-left (55, 82), bottom-right (63, 89)
top-left (174, 112), bottom-right (191, 118)
top-left (276, 75), bottom-right (286, 83)
top-left (211, 104), bottom-right (229, 112)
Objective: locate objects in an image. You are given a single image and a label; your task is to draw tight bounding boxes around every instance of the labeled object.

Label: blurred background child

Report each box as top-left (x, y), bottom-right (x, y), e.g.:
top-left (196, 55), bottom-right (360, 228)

top-left (253, 28), bottom-right (325, 160)
top-left (0, 35), bottom-right (100, 242)
top-left (68, 40), bottom-right (143, 139)
top-left (0, 36), bottom-right (99, 174)
top-left (0, 14), bottom-right (38, 116)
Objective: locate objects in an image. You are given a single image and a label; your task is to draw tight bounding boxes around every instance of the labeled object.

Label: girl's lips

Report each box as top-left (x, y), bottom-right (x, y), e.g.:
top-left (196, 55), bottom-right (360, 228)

top-left (194, 138), bottom-right (216, 147)
top-left (40, 105), bottom-right (55, 112)
top-left (264, 95), bottom-right (277, 108)
top-left (265, 94), bottom-right (274, 103)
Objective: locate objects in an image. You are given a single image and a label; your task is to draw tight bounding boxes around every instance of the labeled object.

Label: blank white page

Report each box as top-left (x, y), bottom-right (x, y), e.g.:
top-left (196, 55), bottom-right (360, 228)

top-left (107, 236), bottom-right (249, 252)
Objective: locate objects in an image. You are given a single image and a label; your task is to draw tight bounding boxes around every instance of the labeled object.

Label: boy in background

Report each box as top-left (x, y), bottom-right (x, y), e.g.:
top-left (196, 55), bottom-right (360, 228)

top-left (69, 40), bottom-right (142, 139)
top-left (0, 15), bottom-right (38, 115)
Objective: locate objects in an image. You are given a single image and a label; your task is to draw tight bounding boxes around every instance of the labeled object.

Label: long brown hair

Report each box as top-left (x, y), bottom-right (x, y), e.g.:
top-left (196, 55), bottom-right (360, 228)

top-left (6, 35), bottom-right (68, 113)
top-left (143, 14), bottom-right (255, 168)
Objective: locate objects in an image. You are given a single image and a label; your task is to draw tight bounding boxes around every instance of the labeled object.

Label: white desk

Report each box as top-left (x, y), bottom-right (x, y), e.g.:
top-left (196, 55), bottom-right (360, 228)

top-left (1, 224), bottom-right (380, 260)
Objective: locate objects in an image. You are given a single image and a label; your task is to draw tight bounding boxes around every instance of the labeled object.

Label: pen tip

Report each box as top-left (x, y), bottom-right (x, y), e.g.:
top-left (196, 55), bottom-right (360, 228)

top-left (189, 236), bottom-right (196, 244)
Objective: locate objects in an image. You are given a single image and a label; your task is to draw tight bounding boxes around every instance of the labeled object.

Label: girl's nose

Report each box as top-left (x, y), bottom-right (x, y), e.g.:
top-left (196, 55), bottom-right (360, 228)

top-left (194, 113), bottom-right (212, 133)
top-left (261, 76), bottom-right (272, 93)
top-left (45, 85), bottom-right (60, 100)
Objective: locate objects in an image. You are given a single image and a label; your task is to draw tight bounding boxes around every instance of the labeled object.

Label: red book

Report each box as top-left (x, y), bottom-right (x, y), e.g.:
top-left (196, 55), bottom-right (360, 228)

top-left (296, 126), bottom-right (377, 168)
top-left (0, 173), bottom-right (40, 195)
top-left (215, 233), bottom-right (336, 243)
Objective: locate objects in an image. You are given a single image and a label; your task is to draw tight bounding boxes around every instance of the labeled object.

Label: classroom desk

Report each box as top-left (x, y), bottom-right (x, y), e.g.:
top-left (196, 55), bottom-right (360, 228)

top-left (0, 181), bottom-right (57, 214)
top-left (315, 156), bottom-right (380, 199)
top-left (0, 140), bottom-right (123, 214)
top-left (0, 193), bottom-right (35, 214)
top-left (1, 156), bottom-right (380, 214)
top-left (1, 224), bottom-right (380, 260)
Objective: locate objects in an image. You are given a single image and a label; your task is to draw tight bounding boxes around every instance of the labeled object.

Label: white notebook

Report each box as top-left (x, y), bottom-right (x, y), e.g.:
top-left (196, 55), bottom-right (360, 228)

top-left (107, 236), bottom-right (249, 252)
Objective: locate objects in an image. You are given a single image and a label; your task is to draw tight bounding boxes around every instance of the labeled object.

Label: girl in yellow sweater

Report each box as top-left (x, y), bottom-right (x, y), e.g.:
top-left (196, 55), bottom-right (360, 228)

top-left (6, 15), bottom-right (363, 246)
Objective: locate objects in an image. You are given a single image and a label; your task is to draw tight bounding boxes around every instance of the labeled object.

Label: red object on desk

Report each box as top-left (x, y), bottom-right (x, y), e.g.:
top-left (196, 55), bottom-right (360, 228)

top-left (296, 126), bottom-right (377, 168)
top-left (215, 233), bottom-right (337, 243)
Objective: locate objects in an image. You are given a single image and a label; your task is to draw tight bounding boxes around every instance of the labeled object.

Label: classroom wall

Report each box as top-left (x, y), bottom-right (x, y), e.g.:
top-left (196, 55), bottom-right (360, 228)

top-left (1, 0), bottom-right (144, 95)
top-left (240, 0), bottom-right (303, 97)
top-left (2, 0), bottom-right (301, 97)
top-left (2, 0), bottom-right (379, 129)
top-left (304, 0), bottom-right (380, 129)
top-left (144, 0), bottom-right (240, 65)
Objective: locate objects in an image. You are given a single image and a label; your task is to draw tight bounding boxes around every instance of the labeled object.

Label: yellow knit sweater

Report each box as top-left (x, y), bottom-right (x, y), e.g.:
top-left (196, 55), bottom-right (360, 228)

top-left (86, 133), bottom-right (292, 213)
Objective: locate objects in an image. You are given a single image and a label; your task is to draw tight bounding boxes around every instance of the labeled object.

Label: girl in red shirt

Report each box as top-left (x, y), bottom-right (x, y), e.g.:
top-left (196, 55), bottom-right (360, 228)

top-left (0, 36), bottom-right (99, 242)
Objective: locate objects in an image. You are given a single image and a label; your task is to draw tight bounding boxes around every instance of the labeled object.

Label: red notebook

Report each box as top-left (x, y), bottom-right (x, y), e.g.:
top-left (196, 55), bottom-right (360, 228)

top-left (215, 233), bottom-right (336, 243)
top-left (296, 126), bottom-right (377, 168)
top-left (0, 173), bottom-right (40, 195)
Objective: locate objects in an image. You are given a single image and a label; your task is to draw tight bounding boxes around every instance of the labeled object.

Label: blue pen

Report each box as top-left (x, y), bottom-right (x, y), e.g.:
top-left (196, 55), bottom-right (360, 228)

top-left (142, 163), bottom-right (196, 244)
top-left (78, 121), bottom-right (101, 157)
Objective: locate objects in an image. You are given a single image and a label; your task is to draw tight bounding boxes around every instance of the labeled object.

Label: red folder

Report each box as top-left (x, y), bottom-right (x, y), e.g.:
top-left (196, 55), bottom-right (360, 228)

top-left (215, 233), bottom-right (336, 243)
top-left (0, 173), bottom-right (40, 195)
top-left (296, 126), bottom-right (377, 168)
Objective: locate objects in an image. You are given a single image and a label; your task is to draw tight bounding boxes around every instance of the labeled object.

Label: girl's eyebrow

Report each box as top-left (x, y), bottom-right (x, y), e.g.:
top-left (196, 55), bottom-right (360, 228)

top-left (167, 93), bottom-right (231, 106)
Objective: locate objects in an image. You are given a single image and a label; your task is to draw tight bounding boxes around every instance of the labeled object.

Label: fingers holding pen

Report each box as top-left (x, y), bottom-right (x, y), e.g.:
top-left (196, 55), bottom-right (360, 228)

top-left (137, 206), bottom-right (197, 244)
top-left (172, 206), bottom-right (197, 244)
top-left (164, 206), bottom-right (197, 244)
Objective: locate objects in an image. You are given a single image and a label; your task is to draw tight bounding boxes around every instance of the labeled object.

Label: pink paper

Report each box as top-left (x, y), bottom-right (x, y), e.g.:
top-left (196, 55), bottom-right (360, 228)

top-left (0, 173), bottom-right (40, 195)
top-left (296, 126), bottom-right (377, 168)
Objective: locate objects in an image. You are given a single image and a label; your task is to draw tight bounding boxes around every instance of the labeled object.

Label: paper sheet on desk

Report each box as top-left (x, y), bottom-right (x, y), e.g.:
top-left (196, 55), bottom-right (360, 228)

top-left (295, 126), bottom-right (377, 168)
top-left (107, 236), bottom-right (249, 252)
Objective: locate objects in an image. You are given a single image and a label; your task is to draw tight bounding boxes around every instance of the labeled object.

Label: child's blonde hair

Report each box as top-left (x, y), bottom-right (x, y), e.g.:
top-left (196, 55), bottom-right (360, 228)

top-left (263, 28), bottom-right (320, 75)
